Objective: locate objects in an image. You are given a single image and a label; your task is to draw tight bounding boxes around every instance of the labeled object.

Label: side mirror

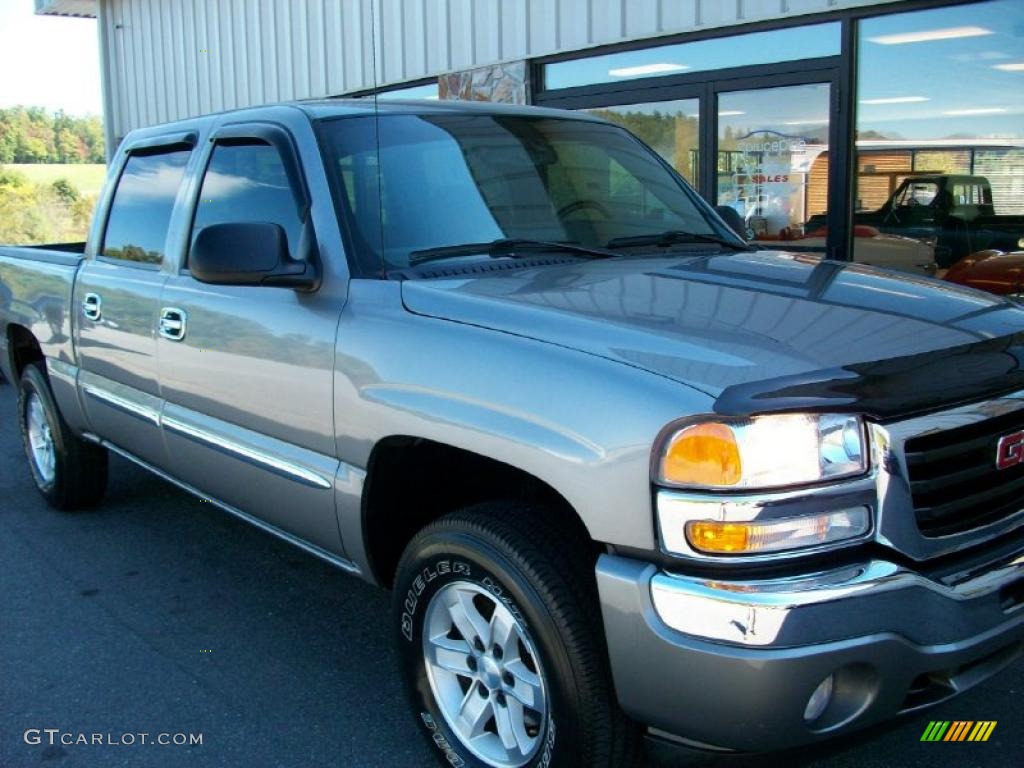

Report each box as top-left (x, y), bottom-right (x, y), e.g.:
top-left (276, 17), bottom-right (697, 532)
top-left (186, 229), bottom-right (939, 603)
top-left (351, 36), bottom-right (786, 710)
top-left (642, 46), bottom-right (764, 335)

top-left (714, 206), bottom-right (750, 242)
top-left (190, 222), bottom-right (320, 291)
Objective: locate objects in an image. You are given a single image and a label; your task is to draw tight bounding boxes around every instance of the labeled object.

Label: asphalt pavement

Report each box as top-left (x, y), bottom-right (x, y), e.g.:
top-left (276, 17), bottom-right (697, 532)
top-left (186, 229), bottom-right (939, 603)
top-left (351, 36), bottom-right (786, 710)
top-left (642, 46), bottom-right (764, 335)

top-left (0, 380), bottom-right (1020, 767)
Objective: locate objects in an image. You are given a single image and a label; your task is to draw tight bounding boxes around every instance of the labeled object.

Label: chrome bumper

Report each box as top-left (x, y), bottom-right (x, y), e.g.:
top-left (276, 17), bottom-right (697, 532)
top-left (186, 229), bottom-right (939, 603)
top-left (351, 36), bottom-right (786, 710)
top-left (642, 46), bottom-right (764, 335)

top-left (651, 553), bottom-right (1024, 647)
top-left (596, 552), bottom-right (1024, 752)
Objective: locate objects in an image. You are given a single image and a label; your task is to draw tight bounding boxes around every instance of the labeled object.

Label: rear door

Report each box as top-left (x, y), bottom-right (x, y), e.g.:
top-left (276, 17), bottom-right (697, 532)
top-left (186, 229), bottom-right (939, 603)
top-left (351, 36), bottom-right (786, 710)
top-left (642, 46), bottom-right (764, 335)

top-left (74, 137), bottom-right (194, 466)
top-left (156, 123), bottom-right (344, 553)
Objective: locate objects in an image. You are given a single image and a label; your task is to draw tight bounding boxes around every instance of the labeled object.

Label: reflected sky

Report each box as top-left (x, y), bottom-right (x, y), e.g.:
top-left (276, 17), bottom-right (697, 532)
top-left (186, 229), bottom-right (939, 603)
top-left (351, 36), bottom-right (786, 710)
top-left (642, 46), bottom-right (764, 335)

top-left (377, 82), bottom-right (439, 100)
top-left (102, 150), bottom-right (190, 263)
top-left (192, 143), bottom-right (303, 258)
top-left (858, 0), bottom-right (1023, 140)
top-left (544, 22), bottom-right (840, 89)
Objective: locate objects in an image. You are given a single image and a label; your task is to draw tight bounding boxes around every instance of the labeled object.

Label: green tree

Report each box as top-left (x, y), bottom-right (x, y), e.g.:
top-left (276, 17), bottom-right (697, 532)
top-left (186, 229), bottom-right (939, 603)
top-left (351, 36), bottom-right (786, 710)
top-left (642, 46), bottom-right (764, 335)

top-left (0, 166), bottom-right (98, 244)
top-left (0, 106), bottom-right (105, 163)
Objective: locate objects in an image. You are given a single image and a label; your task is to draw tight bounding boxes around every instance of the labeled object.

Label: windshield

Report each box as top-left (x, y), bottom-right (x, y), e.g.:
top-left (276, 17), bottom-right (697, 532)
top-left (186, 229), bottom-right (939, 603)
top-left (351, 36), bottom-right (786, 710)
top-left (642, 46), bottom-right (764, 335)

top-left (317, 112), bottom-right (732, 274)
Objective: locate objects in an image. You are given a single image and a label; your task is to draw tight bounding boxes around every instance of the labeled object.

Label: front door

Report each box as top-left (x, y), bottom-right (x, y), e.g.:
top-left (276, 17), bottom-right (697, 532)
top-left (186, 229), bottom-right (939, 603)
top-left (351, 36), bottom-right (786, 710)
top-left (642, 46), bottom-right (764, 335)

top-left (157, 126), bottom-right (344, 553)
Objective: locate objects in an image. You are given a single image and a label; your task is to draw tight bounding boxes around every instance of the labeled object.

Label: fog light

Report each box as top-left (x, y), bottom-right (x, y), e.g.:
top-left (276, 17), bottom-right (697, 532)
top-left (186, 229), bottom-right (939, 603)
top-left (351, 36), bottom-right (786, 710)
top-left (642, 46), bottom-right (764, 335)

top-left (804, 675), bottom-right (834, 723)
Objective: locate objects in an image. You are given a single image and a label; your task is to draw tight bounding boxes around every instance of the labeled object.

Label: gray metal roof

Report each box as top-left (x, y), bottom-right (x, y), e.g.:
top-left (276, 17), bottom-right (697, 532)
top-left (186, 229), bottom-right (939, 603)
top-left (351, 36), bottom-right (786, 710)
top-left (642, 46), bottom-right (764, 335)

top-left (116, 98), bottom-right (607, 149)
top-left (293, 98), bottom-right (602, 122)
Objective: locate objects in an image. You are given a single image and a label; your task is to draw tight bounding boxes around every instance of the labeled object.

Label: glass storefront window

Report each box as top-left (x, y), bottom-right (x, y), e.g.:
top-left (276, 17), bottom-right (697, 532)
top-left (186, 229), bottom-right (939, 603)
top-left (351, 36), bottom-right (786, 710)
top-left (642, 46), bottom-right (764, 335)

top-left (545, 22), bottom-right (840, 90)
top-left (583, 100), bottom-right (699, 187)
top-left (854, 0), bottom-right (1024, 289)
top-left (716, 83), bottom-right (831, 251)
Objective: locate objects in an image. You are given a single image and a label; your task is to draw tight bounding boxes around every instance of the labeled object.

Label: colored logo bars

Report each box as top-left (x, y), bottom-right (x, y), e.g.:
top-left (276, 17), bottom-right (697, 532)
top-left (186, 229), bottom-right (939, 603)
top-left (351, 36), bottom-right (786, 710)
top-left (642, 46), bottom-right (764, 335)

top-left (921, 721), bottom-right (997, 742)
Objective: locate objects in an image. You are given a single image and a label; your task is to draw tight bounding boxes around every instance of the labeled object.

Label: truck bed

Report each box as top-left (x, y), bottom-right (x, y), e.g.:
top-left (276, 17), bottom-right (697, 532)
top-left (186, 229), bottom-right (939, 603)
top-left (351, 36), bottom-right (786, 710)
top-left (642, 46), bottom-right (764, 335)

top-left (0, 243), bottom-right (84, 379)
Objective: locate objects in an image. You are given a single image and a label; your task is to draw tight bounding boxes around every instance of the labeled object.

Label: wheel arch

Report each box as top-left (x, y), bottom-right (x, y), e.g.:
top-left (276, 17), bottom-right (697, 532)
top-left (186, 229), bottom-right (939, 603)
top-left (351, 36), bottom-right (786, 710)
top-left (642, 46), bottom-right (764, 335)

top-left (6, 323), bottom-right (43, 382)
top-left (361, 435), bottom-right (599, 589)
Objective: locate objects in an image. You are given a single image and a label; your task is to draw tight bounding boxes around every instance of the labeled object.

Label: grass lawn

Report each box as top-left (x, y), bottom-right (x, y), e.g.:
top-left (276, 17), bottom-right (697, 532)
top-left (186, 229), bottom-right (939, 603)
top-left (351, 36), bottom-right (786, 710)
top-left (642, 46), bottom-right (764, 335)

top-left (2, 163), bottom-right (107, 196)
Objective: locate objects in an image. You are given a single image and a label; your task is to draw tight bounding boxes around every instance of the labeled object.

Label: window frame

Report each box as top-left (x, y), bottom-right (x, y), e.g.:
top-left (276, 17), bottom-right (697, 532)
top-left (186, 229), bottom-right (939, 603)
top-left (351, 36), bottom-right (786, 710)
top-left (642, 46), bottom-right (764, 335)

top-left (95, 132), bottom-right (197, 271)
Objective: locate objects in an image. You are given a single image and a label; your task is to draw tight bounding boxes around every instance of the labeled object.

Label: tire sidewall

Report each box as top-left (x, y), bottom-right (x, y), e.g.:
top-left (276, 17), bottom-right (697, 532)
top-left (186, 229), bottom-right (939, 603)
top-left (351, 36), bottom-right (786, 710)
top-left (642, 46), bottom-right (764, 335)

top-left (18, 364), bottom-right (63, 500)
top-left (395, 531), bottom-right (579, 768)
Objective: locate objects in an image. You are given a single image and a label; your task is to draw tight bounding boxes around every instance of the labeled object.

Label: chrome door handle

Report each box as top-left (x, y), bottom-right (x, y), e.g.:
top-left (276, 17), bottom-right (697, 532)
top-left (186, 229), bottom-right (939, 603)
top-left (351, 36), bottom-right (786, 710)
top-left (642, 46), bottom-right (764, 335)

top-left (159, 307), bottom-right (187, 341)
top-left (82, 293), bottom-right (102, 321)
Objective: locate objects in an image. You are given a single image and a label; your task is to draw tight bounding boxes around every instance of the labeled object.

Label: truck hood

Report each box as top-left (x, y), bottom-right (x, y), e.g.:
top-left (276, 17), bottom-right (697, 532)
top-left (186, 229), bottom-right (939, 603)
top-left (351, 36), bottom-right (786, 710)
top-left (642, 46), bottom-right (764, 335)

top-left (401, 251), bottom-right (1024, 419)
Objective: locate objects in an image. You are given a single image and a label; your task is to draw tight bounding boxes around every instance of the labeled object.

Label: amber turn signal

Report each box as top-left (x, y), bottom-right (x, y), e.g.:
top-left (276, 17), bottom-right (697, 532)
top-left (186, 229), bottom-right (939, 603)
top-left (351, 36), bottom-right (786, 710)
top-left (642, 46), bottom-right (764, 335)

top-left (685, 521), bottom-right (750, 553)
top-left (683, 508), bottom-right (871, 555)
top-left (659, 422), bottom-right (742, 487)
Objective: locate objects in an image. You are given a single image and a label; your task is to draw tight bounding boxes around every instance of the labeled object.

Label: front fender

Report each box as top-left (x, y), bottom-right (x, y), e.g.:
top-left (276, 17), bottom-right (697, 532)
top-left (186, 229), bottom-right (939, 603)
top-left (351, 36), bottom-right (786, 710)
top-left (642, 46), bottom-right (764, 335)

top-left (333, 281), bottom-right (712, 551)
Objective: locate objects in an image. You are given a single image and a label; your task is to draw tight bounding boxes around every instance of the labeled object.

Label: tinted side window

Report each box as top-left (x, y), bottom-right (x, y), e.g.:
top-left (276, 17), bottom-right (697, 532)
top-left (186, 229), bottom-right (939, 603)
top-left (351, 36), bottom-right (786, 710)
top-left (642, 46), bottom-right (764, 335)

top-left (102, 149), bottom-right (191, 264)
top-left (190, 142), bottom-right (302, 260)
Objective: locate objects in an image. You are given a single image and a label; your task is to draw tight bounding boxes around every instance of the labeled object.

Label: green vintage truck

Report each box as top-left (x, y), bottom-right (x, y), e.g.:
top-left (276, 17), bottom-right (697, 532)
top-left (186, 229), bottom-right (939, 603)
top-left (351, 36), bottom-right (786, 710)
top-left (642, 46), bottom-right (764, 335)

top-left (809, 174), bottom-right (1024, 266)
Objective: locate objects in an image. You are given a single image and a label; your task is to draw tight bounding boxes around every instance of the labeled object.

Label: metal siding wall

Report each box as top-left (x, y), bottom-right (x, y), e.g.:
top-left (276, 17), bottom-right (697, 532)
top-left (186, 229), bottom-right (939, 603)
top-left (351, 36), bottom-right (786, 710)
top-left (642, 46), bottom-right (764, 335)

top-left (101, 0), bottom-right (888, 140)
top-left (501, 0), bottom-right (528, 62)
top-left (475, 0), bottom-right (500, 65)
top-left (381, 0), bottom-right (404, 82)
top-left (623, 2), bottom-right (656, 40)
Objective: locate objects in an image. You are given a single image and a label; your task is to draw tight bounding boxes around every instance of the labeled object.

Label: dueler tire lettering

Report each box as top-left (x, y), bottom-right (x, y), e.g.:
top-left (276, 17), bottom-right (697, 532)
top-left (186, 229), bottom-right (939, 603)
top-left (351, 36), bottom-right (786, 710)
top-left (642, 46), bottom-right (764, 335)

top-left (401, 559), bottom-right (472, 641)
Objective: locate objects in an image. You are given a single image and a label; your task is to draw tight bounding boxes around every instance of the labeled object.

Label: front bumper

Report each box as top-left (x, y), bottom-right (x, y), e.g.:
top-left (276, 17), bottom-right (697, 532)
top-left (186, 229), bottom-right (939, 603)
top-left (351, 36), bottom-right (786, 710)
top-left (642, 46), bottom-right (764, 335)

top-left (596, 551), bottom-right (1024, 753)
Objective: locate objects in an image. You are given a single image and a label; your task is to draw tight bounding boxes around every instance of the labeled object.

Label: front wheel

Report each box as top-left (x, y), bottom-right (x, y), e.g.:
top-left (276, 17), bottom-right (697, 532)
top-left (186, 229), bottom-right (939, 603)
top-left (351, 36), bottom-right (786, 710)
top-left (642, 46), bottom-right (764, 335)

top-left (392, 502), bottom-right (641, 768)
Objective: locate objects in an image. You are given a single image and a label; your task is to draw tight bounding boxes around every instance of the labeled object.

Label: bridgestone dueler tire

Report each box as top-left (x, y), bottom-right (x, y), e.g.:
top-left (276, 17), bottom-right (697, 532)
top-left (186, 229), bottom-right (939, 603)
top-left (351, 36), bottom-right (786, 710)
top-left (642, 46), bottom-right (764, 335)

top-left (392, 502), bottom-right (642, 768)
top-left (18, 361), bottom-right (108, 510)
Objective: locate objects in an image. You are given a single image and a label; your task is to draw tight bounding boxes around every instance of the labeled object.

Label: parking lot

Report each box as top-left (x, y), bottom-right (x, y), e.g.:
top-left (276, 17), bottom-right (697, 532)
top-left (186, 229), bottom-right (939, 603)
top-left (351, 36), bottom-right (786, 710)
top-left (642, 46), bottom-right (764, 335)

top-left (1, 381), bottom-right (1021, 768)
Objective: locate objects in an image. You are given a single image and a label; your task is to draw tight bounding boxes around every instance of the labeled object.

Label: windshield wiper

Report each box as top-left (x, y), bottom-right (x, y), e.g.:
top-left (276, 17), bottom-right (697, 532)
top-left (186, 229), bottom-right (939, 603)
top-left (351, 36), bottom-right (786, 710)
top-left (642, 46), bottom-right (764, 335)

top-left (409, 238), bottom-right (617, 267)
top-left (606, 229), bottom-right (752, 251)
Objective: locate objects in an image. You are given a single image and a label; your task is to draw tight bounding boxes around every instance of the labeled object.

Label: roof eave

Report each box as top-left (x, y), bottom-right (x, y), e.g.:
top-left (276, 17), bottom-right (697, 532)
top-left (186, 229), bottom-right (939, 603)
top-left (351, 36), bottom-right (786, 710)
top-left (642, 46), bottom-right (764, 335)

top-left (34, 0), bottom-right (97, 19)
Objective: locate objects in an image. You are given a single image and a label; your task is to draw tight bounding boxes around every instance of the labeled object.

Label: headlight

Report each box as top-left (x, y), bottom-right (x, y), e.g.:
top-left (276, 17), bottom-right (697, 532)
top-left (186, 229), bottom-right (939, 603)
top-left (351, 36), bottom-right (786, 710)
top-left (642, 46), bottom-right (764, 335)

top-left (657, 413), bottom-right (867, 490)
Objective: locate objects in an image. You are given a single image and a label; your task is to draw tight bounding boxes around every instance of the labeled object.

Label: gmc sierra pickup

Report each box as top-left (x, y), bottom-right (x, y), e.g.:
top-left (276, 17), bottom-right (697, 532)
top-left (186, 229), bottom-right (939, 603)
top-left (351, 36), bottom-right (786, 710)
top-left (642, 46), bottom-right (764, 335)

top-left (3, 100), bottom-right (1024, 767)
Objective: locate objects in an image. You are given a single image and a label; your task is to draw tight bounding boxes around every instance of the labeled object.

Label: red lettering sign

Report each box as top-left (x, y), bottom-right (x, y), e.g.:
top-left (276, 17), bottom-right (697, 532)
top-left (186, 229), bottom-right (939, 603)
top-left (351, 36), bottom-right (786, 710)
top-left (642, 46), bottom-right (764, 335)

top-left (996, 430), bottom-right (1024, 470)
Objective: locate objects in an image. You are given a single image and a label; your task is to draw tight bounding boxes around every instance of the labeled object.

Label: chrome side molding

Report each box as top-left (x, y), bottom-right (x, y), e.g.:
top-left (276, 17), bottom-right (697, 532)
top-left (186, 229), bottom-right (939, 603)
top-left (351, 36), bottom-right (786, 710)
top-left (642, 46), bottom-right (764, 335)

top-left (161, 415), bottom-right (334, 490)
top-left (78, 373), bottom-right (334, 491)
top-left (81, 382), bottom-right (161, 426)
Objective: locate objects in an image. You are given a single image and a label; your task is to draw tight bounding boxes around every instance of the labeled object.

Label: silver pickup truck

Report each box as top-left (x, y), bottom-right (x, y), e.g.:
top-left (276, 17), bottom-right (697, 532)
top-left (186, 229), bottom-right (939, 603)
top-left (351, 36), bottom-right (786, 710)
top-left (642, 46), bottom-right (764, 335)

top-left (4, 100), bottom-right (1024, 767)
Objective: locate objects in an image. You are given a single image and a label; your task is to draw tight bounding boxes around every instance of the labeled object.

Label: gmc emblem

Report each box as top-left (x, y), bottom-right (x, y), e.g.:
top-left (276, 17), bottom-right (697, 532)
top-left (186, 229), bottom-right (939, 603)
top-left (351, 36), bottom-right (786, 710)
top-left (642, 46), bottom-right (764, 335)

top-left (997, 430), bottom-right (1024, 470)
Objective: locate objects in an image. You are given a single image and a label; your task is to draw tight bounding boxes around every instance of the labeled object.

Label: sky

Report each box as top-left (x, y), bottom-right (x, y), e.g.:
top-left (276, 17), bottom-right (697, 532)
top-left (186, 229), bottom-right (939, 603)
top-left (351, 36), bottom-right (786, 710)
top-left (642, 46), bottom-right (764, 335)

top-left (0, 0), bottom-right (102, 116)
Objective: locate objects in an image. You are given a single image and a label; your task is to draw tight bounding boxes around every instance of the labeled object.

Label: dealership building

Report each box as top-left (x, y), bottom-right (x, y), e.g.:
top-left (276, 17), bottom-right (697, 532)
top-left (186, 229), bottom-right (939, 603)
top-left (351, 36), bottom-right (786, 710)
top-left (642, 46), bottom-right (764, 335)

top-left (37, 0), bottom-right (1024, 269)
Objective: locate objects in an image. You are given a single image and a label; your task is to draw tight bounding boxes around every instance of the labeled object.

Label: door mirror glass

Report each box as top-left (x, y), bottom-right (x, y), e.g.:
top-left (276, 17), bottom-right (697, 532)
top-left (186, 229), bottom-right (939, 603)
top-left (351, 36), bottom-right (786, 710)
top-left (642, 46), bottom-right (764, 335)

top-left (190, 222), bottom-right (319, 290)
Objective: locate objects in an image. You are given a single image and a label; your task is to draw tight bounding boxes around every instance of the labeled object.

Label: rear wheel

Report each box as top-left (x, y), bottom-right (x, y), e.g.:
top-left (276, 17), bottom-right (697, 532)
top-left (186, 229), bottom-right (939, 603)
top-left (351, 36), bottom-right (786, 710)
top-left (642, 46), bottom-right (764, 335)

top-left (392, 502), bottom-right (641, 768)
top-left (18, 361), bottom-right (107, 509)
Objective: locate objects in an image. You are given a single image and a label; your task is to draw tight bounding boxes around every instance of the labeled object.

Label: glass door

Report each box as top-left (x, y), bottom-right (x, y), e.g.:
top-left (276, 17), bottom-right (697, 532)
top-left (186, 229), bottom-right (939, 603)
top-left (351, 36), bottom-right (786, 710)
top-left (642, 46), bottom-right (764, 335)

top-left (715, 81), bottom-right (834, 253)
